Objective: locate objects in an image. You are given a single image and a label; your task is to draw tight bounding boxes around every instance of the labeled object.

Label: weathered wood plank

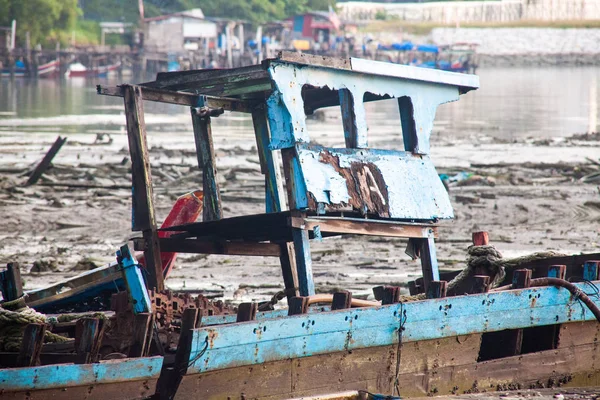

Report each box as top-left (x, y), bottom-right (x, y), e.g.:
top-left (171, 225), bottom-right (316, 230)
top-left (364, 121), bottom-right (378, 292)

top-left (557, 320), bottom-right (600, 348)
top-left (419, 236), bottom-right (440, 292)
top-left (339, 88), bottom-right (360, 149)
top-left (274, 51), bottom-right (351, 70)
top-left (123, 84), bottom-right (163, 291)
top-left (143, 64), bottom-right (271, 95)
top-left (158, 307), bottom-right (199, 400)
top-left (178, 338), bottom-right (600, 399)
top-left (97, 85), bottom-right (251, 112)
top-left (290, 217), bottom-right (435, 239)
top-left (292, 228), bottom-right (315, 297)
top-left (191, 105), bottom-right (222, 222)
top-left (16, 323), bottom-right (46, 367)
top-left (135, 237), bottom-right (282, 257)
top-left (128, 313), bottom-right (152, 358)
top-left (176, 335), bottom-right (480, 399)
top-left (0, 356), bottom-right (163, 392)
top-left (186, 282), bottom-right (600, 374)
top-left (0, 378), bottom-right (161, 400)
top-left (75, 318), bottom-right (100, 364)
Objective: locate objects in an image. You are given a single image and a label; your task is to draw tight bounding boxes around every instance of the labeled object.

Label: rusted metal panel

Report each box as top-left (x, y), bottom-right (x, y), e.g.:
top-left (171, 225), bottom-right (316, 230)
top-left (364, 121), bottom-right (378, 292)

top-left (295, 144), bottom-right (452, 220)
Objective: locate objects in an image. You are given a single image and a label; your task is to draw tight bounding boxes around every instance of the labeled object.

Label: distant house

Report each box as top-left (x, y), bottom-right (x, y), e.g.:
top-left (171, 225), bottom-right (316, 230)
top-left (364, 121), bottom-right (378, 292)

top-left (288, 11), bottom-right (341, 50)
top-left (144, 8), bottom-right (218, 53)
top-left (290, 10), bottom-right (340, 50)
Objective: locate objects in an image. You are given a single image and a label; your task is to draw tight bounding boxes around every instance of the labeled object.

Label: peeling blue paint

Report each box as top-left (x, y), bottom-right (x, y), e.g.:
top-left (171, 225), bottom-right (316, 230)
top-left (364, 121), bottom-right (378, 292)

top-left (187, 283), bottom-right (597, 373)
top-left (0, 357), bottom-right (163, 392)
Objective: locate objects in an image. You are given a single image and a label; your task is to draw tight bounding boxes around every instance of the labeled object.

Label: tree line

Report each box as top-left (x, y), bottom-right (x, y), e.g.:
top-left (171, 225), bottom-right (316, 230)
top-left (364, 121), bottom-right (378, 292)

top-left (0, 0), bottom-right (334, 47)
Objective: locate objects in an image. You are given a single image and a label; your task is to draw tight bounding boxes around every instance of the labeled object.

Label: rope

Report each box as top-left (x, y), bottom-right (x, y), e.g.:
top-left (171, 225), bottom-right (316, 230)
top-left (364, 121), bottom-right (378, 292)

top-left (0, 297), bottom-right (106, 351)
top-left (392, 302), bottom-right (406, 398)
top-left (447, 245), bottom-right (567, 293)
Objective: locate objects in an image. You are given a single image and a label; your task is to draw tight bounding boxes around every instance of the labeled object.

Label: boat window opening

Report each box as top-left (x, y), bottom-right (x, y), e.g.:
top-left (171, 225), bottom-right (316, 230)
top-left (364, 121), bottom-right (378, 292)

top-left (300, 84), bottom-right (346, 148)
top-left (398, 96), bottom-right (417, 153)
top-left (362, 92), bottom-right (402, 151)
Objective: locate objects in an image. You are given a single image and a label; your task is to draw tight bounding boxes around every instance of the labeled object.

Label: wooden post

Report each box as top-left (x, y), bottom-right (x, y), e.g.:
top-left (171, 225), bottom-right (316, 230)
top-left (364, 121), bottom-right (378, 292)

top-left (288, 296), bottom-right (309, 316)
top-left (191, 105), bottom-right (222, 221)
top-left (372, 286), bottom-right (385, 301)
top-left (25, 136), bottom-right (67, 186)
top-left (548, 265), bottom-right (567, 280)
top-left (174, 308), bottom-right (198, 371)
top-left (339, 88), bottom-right (359, 148)
top-left (419, 234), bottom-right (440, 293)
top-left (512, 269), bottom-right (532, 289)
top-left (75, 318), bottom-right (100, 364)
top-left (0, 262), bottom-right (23, 301)
top-left (158, 307), bottom-right (198, 400)
top-left (128, 313), bottom-right (152, 357)
top-left (472, 231), bottom-right (489, 246)
top-left (332, 290), bottom-right (352, 310)
top-left (16, 323), bottom-right (46, 367)
top-left (471, 275), bottom-right (490, 294)
top-left (123, 85), bottom-right (164, 292)
top-left (292, 228), bottom-right (315, 296)
top-left (252, 105), bottom-right (298, 300)
top-left (427, 281), bottom-right (447, 299)
top-left (236, 302), bottom-right (258, 322)
top-left (583, 260), bottom-right (600, 281)
top-left (381, 286), bottom-right (400, 305)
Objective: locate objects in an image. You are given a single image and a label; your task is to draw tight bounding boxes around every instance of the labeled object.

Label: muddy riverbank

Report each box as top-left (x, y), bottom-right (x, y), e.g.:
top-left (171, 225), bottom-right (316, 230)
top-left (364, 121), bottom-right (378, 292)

top-left (0, 125), bottom-right (598, 304)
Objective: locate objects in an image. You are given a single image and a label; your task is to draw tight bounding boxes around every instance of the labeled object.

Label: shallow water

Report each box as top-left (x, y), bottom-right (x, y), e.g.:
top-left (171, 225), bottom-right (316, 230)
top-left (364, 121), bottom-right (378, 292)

top-left (0, 67), bottom-right (598, 138)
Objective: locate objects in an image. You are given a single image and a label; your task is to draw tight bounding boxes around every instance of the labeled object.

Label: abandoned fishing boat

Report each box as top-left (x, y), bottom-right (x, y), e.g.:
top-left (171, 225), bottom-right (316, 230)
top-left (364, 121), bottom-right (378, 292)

top-left (0, 246), bottom-right (163, 399)
top-left (3, 52), bottom-right (600, 400)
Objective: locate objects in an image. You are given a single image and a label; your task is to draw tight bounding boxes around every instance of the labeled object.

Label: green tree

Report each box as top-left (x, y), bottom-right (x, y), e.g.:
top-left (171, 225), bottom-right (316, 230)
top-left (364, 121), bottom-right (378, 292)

top-left (78, 0), bottom-right (336, 26)
top-left (0, 0), bottom-right (79, 46)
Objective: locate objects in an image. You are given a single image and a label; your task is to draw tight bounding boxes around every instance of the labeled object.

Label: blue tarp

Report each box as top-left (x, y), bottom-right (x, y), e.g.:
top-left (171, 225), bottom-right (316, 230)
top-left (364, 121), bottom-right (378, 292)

top-left (416, 44), bottom-right (439, 53)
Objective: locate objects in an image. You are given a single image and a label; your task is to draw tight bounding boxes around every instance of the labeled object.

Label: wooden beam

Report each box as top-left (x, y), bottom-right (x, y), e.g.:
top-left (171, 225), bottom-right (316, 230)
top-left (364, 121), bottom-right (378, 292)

top-left (191, 106), bottom-right (222, 222)
top-left (290, 216), bottom-right (436, 239)
top-left (97, 85), bottom-right (251, 112)
top-left (339, 88), bottom-right (359, 148)
top-left (123, 84), bottom-right (164, 292)
top-left (252, 105), bottom-right (298, 300)
top-left (25, 136), bottom-right (67, 186)
top-left (134, 237), bottom-right (281, 257)
top-left (419, 235), bottom-right (440, 293)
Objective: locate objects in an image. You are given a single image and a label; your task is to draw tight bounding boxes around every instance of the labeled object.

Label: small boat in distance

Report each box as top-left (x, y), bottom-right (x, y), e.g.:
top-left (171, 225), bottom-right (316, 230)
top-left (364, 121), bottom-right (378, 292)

top-left (1, 59), bottom-right (60, 78)
top-left (66, 61), bottom-right (121, 78)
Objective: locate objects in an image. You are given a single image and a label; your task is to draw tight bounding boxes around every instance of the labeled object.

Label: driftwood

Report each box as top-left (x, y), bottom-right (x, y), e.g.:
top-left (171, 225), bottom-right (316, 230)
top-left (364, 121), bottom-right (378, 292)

top-left (26, 136), bottom-right (67, 186)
